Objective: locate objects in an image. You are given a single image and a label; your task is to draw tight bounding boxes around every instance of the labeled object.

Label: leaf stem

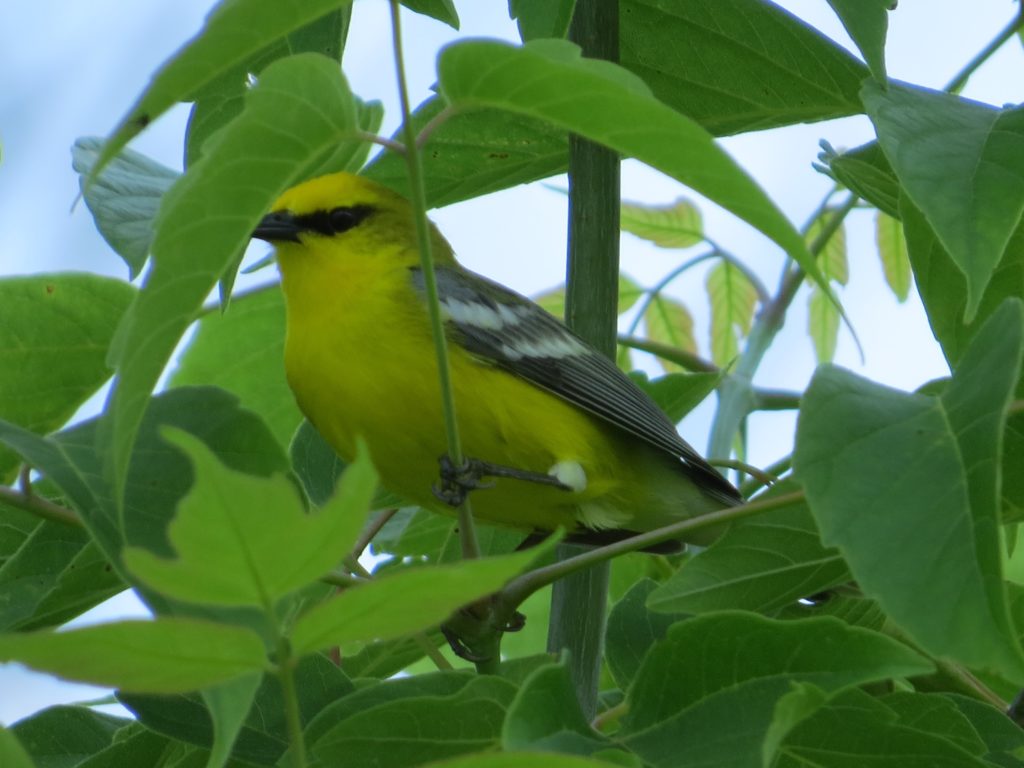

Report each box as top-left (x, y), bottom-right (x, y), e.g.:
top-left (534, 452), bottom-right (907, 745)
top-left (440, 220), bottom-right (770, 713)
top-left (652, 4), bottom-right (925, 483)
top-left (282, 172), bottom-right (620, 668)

top-left (0, 482), bottom-right (82, 528)
top-left (388, 0), bottom-right (479, 561)
top-left (275, 638), bottom-right (308, 768)
top-left (943, 8), bottom-right (1024, 94)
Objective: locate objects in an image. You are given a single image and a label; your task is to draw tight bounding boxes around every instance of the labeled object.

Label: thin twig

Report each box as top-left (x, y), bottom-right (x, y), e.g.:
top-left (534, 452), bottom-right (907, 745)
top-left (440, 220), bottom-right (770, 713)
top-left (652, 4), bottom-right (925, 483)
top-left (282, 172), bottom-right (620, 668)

top-left (389, 0), bottom-right (480, 560)
top-left (503, 490), bottom-right (805, 607)
top-left (353, 130), bottom-right (406, 155)
top-left (943, 8), bottom-right (1024, 94)
top-left (350, 508), bottom-right (399, 561)
top-left (0, 484), bottom-right (83, 528)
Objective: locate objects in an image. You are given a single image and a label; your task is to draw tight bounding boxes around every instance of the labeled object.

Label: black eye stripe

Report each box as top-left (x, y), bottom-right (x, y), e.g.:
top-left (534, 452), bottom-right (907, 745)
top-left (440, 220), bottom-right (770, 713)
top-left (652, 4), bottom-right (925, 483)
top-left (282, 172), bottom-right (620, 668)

top-left (293, 204), bottom-right (374, 236)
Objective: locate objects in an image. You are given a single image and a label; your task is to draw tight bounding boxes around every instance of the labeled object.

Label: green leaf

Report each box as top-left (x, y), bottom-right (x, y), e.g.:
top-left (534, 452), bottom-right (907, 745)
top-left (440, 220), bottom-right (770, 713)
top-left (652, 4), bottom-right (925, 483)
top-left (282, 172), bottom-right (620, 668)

top-left (124, 430), bottom-right (376, 608)
top-left (438, 39), bottom-right (823, 288)
top-left (184, 9), bottom-right (351, 167)
top-left (605, 579), bottom-right (685, 691)
top-left (170, 287), bottom-right (302, 452)
top-left (627, 371), bottom-right (720, 424)
top-left (10, 706), bottom-right (126, 768)
top-left (646, 488), bottom-right (849, 616)
top-left (0, 274), bottom-right (135, 480)
top-left (822, 140), bottom-right (900, 218)
top-left (808, 212), bottom-right (849, 286)
top-left (902, 196), bottom-right (1024, 366)
top-left (120, 653), bottom-right (353, 766)
top-left (94, 0), bottom-right (357, 175)
top-left (794, 300), bottom-right (1024, 680)
top-left (945, 694), bottom-right (1024, 760)
top-left (824, 0), bottom-right (891, 81)
top-left (0, 505), bottom-right (123, 631)
top-left (200, 673), bottom-right (261, 768)
top-left (509, 0), bottom-right (576, 41)
top-left (621, 197), bottom-right (703, 249)
top-left (72, 138), bottom-right (179, 277)
top-left (103, 53), bottom-right (359, 505)
top-left (620, 611), bottom-right (932, 768)
top-left (881, 692), bottom-right (987, 757)
top-left (0, 727), bottom-right (33, 768)
top-left (777, 689), bottom-right (992, 768)
top-left (72, 724), bottom-right (192, 768)
top-left (502, 657), bottom-right (608, 754)
top-left (290, 539), bottom-right (556, 655)
top-left (620, 0), bottom-right (868, 135)
top-left (643, 295), bottom-right (697, 373)
top-left (401, 0), bottom-right (459, 28)
top-left (808, 287), bottom-right (841, 364)
top-left (863, 82), bottom-right (1024, 321)
top-left (308, 675), bottom-right (517, 767)
top-left (876, 211), bottom-right (911, 302)
top-left (0, 618), bottom-right (267, 693)
top-left (706, 261), bottom-right (758, 366)
top-left (418, 754), bottom-right (619, 768)
top-left (365, 96), bottom-right (568, 209)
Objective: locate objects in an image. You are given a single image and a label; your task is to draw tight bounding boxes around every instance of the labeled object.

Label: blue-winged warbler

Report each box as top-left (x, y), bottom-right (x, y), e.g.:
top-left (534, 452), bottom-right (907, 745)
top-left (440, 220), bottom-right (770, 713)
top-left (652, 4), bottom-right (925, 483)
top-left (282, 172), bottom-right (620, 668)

top-left (253, 172), bottom-right (742, 546)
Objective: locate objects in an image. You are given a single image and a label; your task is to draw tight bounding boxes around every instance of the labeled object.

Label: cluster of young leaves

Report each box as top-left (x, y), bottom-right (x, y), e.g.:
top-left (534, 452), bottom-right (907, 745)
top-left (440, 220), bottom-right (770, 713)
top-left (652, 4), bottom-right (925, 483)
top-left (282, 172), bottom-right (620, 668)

top-left (1, 1), bottom-right (1024, 767)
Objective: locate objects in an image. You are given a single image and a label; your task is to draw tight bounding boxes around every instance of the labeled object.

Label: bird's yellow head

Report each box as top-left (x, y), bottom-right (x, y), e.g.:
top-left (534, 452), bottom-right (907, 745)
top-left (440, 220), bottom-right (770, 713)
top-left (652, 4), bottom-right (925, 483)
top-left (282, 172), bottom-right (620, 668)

top-left (252, 171), bottom-right (455, 277)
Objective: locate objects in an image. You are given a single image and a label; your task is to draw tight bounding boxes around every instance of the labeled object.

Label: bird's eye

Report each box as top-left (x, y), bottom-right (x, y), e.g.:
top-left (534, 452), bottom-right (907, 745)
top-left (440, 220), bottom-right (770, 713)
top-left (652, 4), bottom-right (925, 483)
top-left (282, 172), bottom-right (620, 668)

top-left (328, 207), bottom-right (361, 234)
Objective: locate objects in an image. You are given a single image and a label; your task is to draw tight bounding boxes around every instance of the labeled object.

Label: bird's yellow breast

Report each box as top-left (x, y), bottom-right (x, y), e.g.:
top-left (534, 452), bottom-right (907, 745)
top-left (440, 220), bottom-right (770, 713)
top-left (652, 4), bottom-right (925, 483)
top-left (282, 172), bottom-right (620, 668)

top-left (276, 238), bottom-right (712, 535)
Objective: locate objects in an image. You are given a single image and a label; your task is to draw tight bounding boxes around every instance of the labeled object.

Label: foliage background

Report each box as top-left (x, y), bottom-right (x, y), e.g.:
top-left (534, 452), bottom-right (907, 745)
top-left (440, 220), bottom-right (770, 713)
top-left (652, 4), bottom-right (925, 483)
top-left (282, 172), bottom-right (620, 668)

top-left (0, 0), bottom-right (1022, 751)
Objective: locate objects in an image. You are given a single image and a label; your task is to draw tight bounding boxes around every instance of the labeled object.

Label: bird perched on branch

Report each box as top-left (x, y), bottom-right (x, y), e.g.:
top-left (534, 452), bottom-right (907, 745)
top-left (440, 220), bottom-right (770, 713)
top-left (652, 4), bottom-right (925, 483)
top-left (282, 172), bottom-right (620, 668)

top-left (253, 172), bottom-right (741, 547)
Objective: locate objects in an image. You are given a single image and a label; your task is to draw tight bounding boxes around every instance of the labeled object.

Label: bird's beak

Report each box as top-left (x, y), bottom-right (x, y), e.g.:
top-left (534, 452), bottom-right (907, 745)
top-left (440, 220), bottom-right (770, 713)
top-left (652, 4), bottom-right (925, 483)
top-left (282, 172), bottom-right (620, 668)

top-left (253, 211), bottom-right (302, 243)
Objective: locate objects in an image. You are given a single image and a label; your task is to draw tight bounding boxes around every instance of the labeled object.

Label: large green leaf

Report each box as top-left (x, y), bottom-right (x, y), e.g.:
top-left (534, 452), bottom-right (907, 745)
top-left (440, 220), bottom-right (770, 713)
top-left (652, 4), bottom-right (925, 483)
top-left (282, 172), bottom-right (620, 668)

top-left (124, 431), bottom-right (375, 608)
top-left (290, 540), bottom-right (556, 655)
top-left (604, 579), bottom-right (685, 691)
top-left (903, 196), bottom-right (1024, 367)
top-left (647, 487), bottom-right (849, 616)
top-left (0, 274), bottom-right (135, 480)
top-left (103, 53), bottom-right (359, 505)
top-left (0, 618), bottom-right (267, 693)
top-left (620, 0), bottom-right (868, 135)
top-left (863, 83), bottom-right (1024, 321)
top-left (824, 0), bottom-right (891, 81)
top-left (10, 706), bottom-right (127, 768)
top-left (438, 39), bottom-right (824, 290)
top-left (777, 689), bottom-right (993, 768)
top-left (184, 8), bottom-right (350, 167)
top-left (620, 611), bottom-right (932, 768)
top-left (309, 675), bottom-right (517, 767)
top-left (794, 300), bottom-right (1024, 680)
top-left (364, 96), bottom-right (569, 209)
top-left (93, 0), bottom-right (355, 175)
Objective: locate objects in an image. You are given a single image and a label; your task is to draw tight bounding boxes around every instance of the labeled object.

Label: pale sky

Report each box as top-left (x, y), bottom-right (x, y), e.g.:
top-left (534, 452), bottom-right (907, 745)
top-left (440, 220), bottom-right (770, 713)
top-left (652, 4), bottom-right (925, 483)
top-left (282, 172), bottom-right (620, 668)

top-left (1, 0), bottom-right (1022, 724)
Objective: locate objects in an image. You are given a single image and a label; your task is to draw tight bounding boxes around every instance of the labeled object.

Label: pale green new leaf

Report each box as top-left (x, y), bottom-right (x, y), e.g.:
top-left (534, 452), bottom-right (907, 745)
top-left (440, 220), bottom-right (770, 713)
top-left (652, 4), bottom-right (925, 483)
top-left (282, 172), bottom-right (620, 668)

top-left (807, 213), bottom-right (849, 286)
top-left (644, 295), bottom-right (697, 373)
top-left (621, 197), bottom-right (703, 249)
top-left (0, 727), bottom-right (33, 768)
top-left (124, 429), bottom-right (376, 608)
top-left (808, 288), bottom-right (841, 364)
top-left (706, 261), bottom-right (758, 366)
top-left (876, 211), bottom-right (911, 302)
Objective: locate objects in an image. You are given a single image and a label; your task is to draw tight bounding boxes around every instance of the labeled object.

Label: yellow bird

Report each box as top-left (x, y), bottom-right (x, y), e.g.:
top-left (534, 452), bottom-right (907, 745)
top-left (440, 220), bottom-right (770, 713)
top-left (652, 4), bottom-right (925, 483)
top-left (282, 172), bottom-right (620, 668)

top-left (253, 172), bottom-right (741, 546)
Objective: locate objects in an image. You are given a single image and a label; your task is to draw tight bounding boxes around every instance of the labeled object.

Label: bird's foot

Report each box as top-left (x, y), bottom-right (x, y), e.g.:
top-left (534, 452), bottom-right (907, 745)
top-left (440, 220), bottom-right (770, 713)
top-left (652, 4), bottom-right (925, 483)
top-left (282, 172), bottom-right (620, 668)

top-left (433, 455), bottom-right (572, 507)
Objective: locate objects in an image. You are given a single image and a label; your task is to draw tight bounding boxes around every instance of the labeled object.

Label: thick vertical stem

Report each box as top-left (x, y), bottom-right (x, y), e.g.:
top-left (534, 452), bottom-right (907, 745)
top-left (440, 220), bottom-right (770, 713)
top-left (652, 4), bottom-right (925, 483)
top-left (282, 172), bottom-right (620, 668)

top-left (546, 0), bottom-right (620, 720)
